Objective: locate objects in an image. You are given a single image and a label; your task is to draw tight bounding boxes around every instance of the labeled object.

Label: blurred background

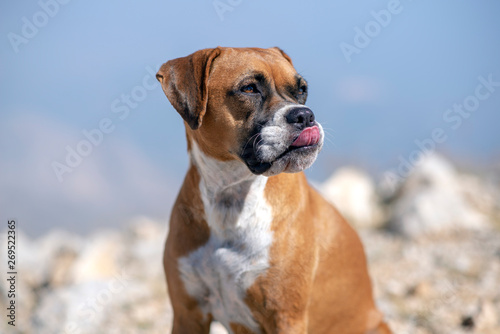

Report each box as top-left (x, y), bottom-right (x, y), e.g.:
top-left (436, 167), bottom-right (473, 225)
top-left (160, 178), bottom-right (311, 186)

top-left (1, 0), bottom-right (499, 236)
top-left (2, 1), bottom-right (500, 333)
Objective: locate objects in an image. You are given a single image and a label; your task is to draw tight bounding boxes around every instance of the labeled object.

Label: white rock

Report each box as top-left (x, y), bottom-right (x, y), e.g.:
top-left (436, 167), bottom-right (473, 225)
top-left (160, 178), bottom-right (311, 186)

top-left (70, 231), bottom-right (126, 283)
top-left (126, 216), bottom-right (167, 279)
top-left (19, 229), bottom-right (83, 288)
top-left (386, 153), bottom-right (490, 236)
top-left (476, 300), bottom-right (499, 331)
top-left (321, 167), bottom-right (383, 228)
top-left (33, 282), bottom-right (109, 334)
top-left (460, 173), bottom-right (500, 222)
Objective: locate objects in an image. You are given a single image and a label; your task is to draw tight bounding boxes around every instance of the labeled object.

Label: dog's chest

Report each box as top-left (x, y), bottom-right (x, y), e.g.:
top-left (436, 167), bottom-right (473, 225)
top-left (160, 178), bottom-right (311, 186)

top-left (178, 162), bottom-right (273, 333)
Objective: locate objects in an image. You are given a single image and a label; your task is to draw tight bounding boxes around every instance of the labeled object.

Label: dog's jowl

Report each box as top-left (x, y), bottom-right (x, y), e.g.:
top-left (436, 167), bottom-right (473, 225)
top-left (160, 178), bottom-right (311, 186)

top-left (156, 47), bottom-right (391, 334)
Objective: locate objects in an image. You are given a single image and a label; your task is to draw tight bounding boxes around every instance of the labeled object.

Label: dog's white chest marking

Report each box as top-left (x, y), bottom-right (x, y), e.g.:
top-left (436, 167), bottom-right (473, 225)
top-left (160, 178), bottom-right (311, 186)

top-left (178, 142), bottom-right (273, 334)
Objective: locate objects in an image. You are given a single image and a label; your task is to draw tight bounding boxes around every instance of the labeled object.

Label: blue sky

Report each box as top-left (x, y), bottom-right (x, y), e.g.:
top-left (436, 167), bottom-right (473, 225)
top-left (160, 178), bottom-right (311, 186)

top-left (1, 0), bottom-right (499, 235)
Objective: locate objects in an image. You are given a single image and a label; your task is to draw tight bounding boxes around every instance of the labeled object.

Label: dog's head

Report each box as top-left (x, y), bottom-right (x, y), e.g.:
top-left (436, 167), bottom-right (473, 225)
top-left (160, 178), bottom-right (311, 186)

top-left (156, 47), bottom-right (324, 176)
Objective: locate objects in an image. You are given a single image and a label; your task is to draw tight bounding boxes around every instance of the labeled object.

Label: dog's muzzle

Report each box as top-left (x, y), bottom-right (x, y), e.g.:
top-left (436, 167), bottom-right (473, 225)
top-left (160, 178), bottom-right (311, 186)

top-left (240, 106), bottom-right (324, 176)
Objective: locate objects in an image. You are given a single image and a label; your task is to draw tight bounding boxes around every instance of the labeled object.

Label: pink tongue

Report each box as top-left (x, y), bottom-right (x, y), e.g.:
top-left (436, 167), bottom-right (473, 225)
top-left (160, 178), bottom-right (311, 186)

top-left (291, 126), bottom-right (320, 147)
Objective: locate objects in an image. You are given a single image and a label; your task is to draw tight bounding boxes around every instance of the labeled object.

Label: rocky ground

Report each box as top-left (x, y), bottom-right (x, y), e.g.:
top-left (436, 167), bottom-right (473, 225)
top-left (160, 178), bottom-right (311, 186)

top-left (364, 229), bottom-right (500, 334)
top-left (1, 154), bottom-right (499, 333)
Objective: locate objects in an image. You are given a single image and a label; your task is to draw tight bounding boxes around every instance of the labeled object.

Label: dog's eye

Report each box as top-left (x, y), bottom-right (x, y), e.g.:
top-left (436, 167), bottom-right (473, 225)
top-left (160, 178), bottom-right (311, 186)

top-left (298, 86), bottom-right (307, 95)
top-left (241, 84), bottom-right (258, 94)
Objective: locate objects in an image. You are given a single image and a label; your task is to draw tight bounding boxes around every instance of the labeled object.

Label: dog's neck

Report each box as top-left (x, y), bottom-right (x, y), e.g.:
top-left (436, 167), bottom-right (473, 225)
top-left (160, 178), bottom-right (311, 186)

top-left (189, 140), bottom-right (257, 195)
top-left (189, 140), bottom-right (270, 238)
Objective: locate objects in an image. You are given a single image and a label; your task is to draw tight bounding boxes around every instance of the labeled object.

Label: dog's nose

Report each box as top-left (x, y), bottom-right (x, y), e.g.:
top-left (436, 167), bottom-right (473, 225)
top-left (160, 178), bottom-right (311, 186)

top-left (286, 107), bottom-right (315, 128)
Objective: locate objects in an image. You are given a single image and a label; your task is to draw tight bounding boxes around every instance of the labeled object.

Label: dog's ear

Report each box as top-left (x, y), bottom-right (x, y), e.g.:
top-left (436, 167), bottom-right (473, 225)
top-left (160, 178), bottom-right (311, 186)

top-left (156, 48), bottom-right (221, 130)
top-left (271, 47), bottom-right (293, 66)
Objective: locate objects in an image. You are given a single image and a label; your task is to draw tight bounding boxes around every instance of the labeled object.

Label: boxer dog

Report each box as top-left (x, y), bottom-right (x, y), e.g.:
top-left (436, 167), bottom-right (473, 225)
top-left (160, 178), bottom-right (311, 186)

top-left (156, 47), bottom-right (391, 334)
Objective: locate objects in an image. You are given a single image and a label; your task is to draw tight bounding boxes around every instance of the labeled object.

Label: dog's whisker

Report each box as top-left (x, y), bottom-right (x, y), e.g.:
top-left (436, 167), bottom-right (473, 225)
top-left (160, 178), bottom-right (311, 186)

top-left (241, 132), bottom-right (261, 155)
top-left (251, 133), bottom-right (262, 151)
